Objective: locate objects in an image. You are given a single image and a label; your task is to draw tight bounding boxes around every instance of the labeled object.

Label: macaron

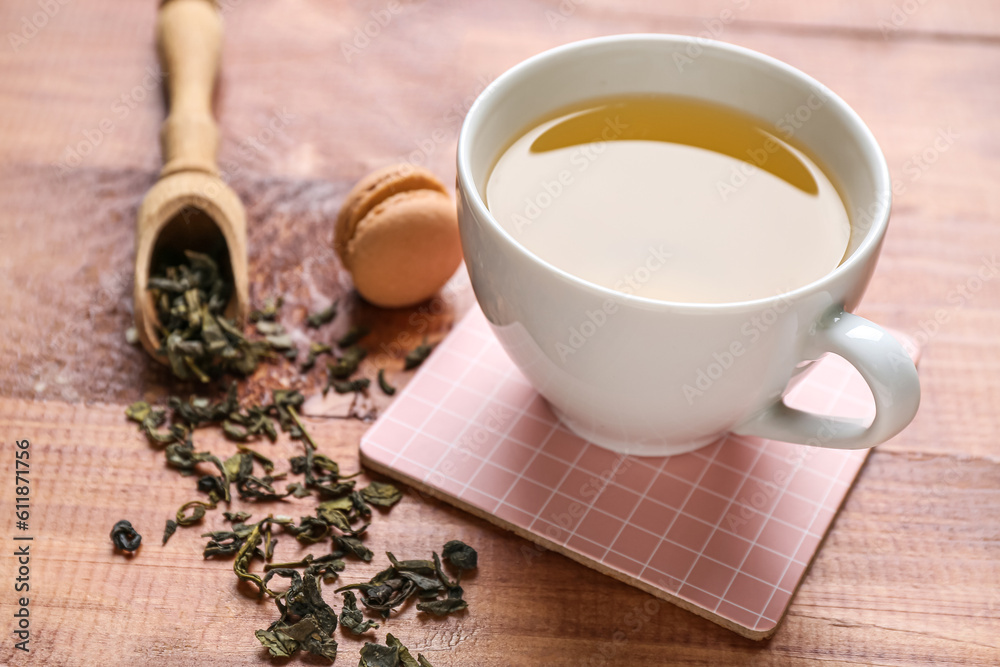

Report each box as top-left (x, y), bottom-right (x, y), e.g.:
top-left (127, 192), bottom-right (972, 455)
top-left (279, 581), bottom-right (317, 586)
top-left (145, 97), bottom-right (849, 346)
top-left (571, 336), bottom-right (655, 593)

top-left (335, 164), bottom-right (462, 308)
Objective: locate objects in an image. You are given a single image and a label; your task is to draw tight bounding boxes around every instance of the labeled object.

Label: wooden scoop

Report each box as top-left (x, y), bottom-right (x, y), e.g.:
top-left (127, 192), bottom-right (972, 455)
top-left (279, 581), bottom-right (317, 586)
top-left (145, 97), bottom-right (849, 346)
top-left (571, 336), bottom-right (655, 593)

top-left (134, 0), bottom-right (248, 362)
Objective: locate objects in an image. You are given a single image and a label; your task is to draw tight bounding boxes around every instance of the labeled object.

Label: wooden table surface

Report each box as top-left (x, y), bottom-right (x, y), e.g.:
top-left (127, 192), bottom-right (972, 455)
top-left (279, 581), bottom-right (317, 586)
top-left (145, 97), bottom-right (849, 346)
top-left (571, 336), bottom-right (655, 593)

top-left (1, 1), bottom-right (998, 665)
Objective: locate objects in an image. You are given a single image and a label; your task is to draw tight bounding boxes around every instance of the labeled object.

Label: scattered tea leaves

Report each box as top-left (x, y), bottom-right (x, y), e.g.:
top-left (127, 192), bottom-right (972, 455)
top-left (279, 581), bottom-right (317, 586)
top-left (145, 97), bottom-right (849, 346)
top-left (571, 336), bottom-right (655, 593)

top-left (162, 519), bottom-right (178, 545)
top-left (416, 596), bottom-right (468, 616)
top-left (234, 520), bottom-right (269, 595)
top-left (125, 401), bottom-right (152, 423)
top-left (176, 499), bottom-right (215, 526)
top-left (254, 320), bottom-right (284, 336)
top-left (360, 635), bottom-right (435, 667)
top-left (149, 251), bottom-right (273, 381)
top-left (403, 339), bottom-right (434, 370)
top-left (336, 544), bottom-right (476, 620)
top-left (328, 345), bottom-right (367, 380)
top-left (265, 332), bottom-right (294, 351)
top-left (110, 520), bottom-right (142, 552)
top-left (359, 642), bottom-right (399, 667)
top-left (361, 481), bottom-right (403, 508)
top-left (249, 295), bottom-right (282, 322)
top-left (306, 301), bottom-right (338, 328)
top-left (331, 378), bottom-right (371, 394)
top-left (301, 342), bottom-right (332, 371)
top-left (255, 560), bottom-right (340, 660)
top-left (377, 368), bottom-right (396, 396)
top-left (386, 633), bottom-right (435, 667)
top-left (334, 536), bottom-right (374, 562)
top-left (339, 590), bottom-right (380, 634)
top-left (338, 325), bottom-right (370, 348)
top-left (442, 540), bottom-right (478, 572)
top-left (122, 297), bottom-right (477, 663)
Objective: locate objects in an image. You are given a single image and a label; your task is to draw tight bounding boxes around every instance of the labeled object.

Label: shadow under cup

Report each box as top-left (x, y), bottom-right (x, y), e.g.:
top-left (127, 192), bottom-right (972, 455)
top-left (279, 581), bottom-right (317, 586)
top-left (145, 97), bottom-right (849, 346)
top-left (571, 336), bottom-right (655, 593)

top-left (457, 35), bottom-right (907, 457)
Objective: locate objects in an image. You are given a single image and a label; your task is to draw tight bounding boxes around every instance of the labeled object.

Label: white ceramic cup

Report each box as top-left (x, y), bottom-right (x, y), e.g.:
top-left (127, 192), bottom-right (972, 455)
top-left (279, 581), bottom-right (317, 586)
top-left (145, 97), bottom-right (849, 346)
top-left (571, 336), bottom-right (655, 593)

top-left (456, 34), bottom-right (920, 457)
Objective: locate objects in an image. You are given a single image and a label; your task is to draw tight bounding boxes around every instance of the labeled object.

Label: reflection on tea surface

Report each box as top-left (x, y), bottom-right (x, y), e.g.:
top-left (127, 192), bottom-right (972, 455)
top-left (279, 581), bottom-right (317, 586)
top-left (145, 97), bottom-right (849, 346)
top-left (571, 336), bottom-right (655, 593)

top-left (486, 95), bottom-right (850, 303)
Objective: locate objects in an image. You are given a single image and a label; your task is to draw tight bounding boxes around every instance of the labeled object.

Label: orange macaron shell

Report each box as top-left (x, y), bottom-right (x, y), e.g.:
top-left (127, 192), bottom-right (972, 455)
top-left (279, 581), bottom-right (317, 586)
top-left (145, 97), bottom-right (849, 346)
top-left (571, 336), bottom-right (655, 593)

top-left (343, 188), bottom-right (462, 308)
top-left (335, 164), bottom-right (449, 265)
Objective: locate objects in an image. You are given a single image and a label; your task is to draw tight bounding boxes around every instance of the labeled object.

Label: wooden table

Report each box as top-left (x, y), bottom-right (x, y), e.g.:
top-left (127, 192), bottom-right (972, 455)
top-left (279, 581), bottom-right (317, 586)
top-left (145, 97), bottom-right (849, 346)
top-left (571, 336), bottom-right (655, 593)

top-left (1, 1), bottom-right (998, 664)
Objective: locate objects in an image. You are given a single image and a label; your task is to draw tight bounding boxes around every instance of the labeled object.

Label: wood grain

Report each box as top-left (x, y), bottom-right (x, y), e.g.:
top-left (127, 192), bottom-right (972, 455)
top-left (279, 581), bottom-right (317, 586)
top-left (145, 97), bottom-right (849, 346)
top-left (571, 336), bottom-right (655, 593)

top-left (0, 0), bottom-right (998, 665)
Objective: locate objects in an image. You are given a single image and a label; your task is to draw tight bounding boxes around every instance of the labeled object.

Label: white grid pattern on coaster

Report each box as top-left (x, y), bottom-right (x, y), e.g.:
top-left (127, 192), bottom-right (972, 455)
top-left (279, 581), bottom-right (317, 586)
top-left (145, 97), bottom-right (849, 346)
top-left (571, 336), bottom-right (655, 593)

top-left (360, 307), bottom-right (918, 635)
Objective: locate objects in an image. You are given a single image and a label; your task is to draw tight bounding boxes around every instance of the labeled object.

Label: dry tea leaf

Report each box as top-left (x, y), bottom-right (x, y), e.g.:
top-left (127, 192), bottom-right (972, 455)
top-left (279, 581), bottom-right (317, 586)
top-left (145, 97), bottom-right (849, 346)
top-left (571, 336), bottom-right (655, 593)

top-left (416, 596), bottom-right (468, 616)
top-left (234, 521), bottom-right (269, 595)
top-left (254, 628), bottom-right (297, 658)
top-left (301, 342), bottom-right (332, 371)
top-left (327, 345), bottom-right (368, 380)
top-left (386, 634), bottom-right (419, 667)
top-left (361, 481), bottom-right (403, 508)
top-left (359, 642), bottom-right (399, 667)
top-left (249, 295), bottom-right (282, 322)
top-left (331, 378), bottom-right (371, 394)
top-left (110, 520), bottom-right (142, 552)
top-left (254, 320), bottom-right (284, 336)
top-left (148, 251), bottom-right (272, 381)
top-left (404, 339), bottom-right (434, 370)
top-left (287, 516), bottom-right (331, 544)
top-left (265, 333), bottom-right (294, 350)
top-left (285, 482), bottom-right (312, 498)
top-left (377, 369), bottom-right (396, 396)
top-left (339, 591), bottom-right (379, 635)
top-left (121, 313), bottom-right (470, 663)
top-left (176, 500), bottom-right (215, 526)
top-left (334, 536), bottom-right (374, 562)
top-left (442, 540), bottom-right (478, 572)
top-left (337, 545), bottom-right (473, 621)
top-left (338, 325), bottom-right (370, 348)
top-left (162, 519), bottom-right (178, 545)
top-left (125, 401), bottom-right (152, 423)
top-left (306, 301), bottom-right (338, 328)
top-left (255, 561), bottom-right (340, 660)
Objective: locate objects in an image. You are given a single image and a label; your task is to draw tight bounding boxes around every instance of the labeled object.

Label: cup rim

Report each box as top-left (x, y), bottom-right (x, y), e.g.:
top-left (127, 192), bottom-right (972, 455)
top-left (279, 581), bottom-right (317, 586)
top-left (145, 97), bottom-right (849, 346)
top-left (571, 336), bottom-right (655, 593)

top-left (456, 33), bottom-right (893, 311)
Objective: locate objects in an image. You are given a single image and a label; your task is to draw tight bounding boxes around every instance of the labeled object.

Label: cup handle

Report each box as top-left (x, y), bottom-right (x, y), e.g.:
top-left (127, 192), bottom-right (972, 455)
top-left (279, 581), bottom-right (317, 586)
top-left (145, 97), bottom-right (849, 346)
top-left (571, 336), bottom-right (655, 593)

top-left (732, 308), bottom-right (920, 450)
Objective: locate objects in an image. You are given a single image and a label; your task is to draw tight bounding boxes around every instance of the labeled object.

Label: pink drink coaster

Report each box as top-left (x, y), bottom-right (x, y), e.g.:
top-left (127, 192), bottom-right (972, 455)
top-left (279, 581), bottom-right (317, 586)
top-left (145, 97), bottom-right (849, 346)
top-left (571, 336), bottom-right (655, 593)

top-left (360, 307), bottom-right (921, 639)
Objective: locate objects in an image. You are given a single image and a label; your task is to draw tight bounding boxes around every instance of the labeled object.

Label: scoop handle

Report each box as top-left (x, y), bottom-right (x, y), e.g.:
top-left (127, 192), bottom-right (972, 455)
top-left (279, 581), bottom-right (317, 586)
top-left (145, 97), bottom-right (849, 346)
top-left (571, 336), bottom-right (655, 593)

top-left (157, 0), bottom-right (222, 178)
